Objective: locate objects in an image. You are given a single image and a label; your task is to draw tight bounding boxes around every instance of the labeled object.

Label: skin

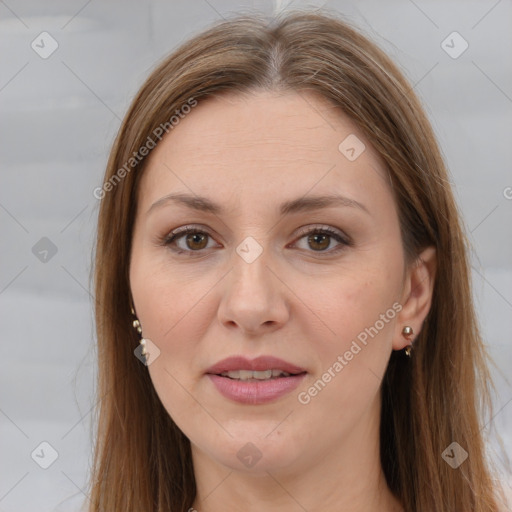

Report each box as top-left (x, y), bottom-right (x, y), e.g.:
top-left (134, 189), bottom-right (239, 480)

top-left (129, 90), bottom-right (436, 512)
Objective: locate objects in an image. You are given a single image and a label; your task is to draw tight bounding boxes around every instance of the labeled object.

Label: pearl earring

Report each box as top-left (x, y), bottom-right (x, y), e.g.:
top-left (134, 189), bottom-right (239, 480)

top-left (402, 326), bottom-right (414, 357)
top-left (131, 307), bottom-right (148, 362)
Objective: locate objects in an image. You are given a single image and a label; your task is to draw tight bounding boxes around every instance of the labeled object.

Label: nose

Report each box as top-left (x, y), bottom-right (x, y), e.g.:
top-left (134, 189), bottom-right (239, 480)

top-left (217, 248), bottom-right (290, 336)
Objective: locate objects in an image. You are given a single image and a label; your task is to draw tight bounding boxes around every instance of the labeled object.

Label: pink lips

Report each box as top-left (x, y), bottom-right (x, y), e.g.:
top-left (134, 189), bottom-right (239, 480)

top-left (205, 355), bottom-right (307, 405)
top-left (205, 355), bottom-right (306, 375)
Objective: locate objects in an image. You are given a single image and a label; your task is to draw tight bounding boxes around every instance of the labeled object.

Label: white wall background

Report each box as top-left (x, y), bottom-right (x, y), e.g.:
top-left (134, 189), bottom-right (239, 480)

top-left (1, 1), bottom-right (511, 510)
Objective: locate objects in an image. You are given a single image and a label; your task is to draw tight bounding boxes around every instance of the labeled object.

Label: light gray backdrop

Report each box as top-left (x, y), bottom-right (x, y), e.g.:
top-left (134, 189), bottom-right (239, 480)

top-left (1, 1), bottom-right (511, 511)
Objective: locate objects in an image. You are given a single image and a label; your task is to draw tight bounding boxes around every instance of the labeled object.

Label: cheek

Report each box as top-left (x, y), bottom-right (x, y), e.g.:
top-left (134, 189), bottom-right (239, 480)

top-left (292, 267), bottom-right (399, 408)
top-left (293, 282), bottom-right (396, 431)
top-left (130, 251), bottom-right (219, 409)
top-left (295, 262), bottom-right (399, 346)
top-left (130, 245), bottom-right (217, 342)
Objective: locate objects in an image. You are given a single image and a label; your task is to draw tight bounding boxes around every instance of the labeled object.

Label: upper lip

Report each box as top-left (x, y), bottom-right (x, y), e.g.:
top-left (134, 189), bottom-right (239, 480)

top-left (205, 356), bottom-right (307, 375)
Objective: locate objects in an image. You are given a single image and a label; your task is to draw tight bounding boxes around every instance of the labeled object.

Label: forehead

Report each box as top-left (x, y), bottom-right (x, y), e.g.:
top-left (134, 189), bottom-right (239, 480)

top-left (138, 90), bottom-right (393, 214)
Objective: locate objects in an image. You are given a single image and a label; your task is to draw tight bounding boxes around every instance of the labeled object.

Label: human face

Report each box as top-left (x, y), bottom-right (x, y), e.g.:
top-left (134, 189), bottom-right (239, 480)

top-left (129, 90), bottom-right (406, 475)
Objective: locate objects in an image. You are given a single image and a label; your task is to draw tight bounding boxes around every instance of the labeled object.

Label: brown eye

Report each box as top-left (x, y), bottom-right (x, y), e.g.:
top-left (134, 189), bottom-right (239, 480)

top-left (163, 227), bottom-right (217, 254)
top-left (307, 232), bottom-right (331, 251)
top-left (184, 232), bottom-right (208, 250)
top-left (293, 227), bottom-right (350, 253)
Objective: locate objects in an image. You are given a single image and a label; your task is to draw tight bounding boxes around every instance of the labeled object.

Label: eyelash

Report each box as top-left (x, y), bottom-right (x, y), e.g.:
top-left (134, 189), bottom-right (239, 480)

top-left (160, 225), bottom-right (352, 256)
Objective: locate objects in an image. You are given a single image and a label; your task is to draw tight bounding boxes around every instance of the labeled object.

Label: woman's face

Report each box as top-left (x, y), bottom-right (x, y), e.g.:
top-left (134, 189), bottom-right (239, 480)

top-left (130, 90), bottom-right (410, 475)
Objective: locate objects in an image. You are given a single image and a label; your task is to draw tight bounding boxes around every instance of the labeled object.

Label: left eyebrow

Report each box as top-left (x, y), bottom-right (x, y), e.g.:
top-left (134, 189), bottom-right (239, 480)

top-left (146, 192), bottom-right (370, 216)
top-left (279, 194), bottom-right (370, 216)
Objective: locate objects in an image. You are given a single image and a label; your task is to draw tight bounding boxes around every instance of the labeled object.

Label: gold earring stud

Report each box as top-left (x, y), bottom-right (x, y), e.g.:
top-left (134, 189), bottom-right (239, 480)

top-left (402, 326), bottom-right (414, 357)
top-left (402, 326), bottom-right (413, 336)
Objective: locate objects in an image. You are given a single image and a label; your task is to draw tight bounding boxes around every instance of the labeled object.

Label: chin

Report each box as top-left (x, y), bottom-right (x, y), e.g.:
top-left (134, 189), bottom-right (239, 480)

top-left (204, 431), bottom-right (303, 474)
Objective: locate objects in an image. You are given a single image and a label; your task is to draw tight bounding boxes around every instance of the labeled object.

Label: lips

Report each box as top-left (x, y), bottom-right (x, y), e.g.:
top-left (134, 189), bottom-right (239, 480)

top-left (205, 355), bottom-right (307, 375)
top-left (205, 355), bottom-right (307, 405)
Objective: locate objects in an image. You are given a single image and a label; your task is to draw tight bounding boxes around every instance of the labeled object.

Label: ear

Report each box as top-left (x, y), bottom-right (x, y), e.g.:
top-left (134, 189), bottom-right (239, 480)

top-left (393, 246), bottom-right (437, 351)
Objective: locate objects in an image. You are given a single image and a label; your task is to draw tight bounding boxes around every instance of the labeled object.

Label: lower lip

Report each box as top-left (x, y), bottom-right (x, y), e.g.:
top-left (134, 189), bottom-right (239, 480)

top-left (207, 373), bottom-right (307, 405)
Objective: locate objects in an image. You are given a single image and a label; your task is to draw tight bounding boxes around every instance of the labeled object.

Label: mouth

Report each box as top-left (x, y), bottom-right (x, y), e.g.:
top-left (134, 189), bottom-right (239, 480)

top-left (205, 356), bottom-right (307, 404)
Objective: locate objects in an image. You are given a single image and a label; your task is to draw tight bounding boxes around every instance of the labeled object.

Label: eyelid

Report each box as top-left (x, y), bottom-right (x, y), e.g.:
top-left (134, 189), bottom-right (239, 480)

top-left (165, 224), bottom-right (212, 239)
top-left (292, 224), bottom-right (351, 245)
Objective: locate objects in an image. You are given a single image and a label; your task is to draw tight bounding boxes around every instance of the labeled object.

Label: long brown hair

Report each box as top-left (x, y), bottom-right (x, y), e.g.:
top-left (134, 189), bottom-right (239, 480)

top-left (89, 9), bottom-right (504, 511)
